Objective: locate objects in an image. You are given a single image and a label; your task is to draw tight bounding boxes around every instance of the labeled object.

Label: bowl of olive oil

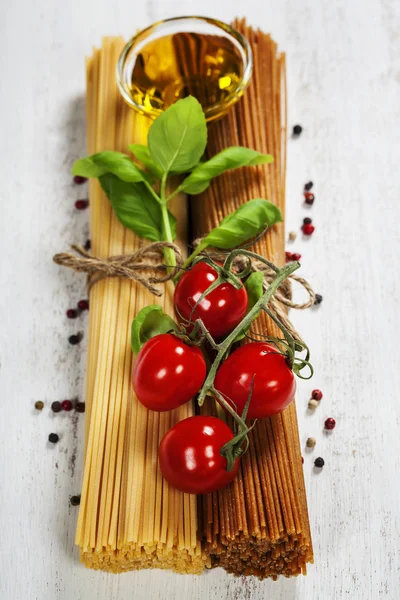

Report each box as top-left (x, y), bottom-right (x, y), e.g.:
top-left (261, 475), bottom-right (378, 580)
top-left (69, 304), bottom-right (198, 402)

top-left (117, 16), bottom-right (253, 122)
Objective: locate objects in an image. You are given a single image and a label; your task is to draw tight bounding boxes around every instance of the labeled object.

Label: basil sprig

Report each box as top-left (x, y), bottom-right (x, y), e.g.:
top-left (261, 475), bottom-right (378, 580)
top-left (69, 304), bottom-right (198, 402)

top-left (72, 96), bottom-right (278, 267)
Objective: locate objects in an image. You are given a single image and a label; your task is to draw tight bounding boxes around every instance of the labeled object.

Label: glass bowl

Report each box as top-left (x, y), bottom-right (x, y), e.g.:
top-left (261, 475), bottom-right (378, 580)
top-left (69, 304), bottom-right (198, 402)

top-left (117, 16), bottom-right (253, 122)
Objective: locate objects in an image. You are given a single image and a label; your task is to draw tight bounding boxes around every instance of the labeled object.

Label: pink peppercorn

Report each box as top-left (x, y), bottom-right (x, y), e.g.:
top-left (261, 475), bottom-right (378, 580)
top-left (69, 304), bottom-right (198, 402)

top-left (312, 389), bottom-right (323, 400)
top-left (61, 400), bottom-right (73, 412)
top-left (325, 418), bottom-right (336, 430)
top-left (77, 299), bottom-right (89, 311)
top-left (75, 199), bottom-right (89, 210)
top-left (302, 223), bottom-right (315, 235)
top-left (74, 175), bottom-right (87, 185)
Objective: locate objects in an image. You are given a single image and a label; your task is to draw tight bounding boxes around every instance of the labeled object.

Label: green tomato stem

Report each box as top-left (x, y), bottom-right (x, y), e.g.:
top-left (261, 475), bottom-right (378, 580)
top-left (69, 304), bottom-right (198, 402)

top-left (197, 260), bottom-right (300, 406)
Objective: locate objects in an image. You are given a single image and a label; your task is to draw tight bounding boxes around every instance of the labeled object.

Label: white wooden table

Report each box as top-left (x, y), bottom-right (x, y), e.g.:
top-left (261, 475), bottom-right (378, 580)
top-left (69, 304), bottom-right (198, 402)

top-left (1, 0), bottom-right (399, 598)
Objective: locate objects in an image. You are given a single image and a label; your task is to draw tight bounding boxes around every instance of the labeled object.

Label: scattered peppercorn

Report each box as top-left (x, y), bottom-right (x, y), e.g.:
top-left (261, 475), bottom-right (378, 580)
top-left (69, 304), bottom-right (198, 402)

top-left (48, 433), bottom-right (59, 444)
top-left (312, 389), bottom-right (323, 400)
top-left (303, 217), bottom-right (312, 225)
top-left (314, 294), bottom-right (323, 305)
top-left (75, 199), bottom-right (89, 210)
top-left (76, 402), bottom-right (86, 413)
top-left (66, 309), bottom-right (78, 319)
top-left (68, 333), bottom-right (82, 345)
top-left (301, 456), bottom-right (304, 464)
top-left (304, 192), bottom-right (315, 205)
top-left (314, 457), bottom-right (325, 468)
top-left (308, 399), bottom-right (319, 410)
top-left (77, 299), bottom-right (89, 311)
top-left (306, 437), bottom-right (316, 448)
top-left (304, 181), bottom-right (313, 191)
top-left (61, 400), bottom-right (73, 412)
top-left (35, 401), bottom-right (44, 411)
top-left (302, 223), bottom-right (315, 235)
top-left (288, 231), bottom-right (297, 242)
top-left (51, 401), bottom-right (62, 413)
top-left (285, 251), bottom-right (293, 262)
top-left (70, 495), bottom-right (81, 506)
top-left (293, 124), bottom-right (302, 136)
top-left (292, 253), bottom-right (302, 261)
top-left (73, 175), bottom-right (87, 185)
top-left (325, 417), bottom-right (336, 430)
top-left (84, 239), bottom-right (91, 251)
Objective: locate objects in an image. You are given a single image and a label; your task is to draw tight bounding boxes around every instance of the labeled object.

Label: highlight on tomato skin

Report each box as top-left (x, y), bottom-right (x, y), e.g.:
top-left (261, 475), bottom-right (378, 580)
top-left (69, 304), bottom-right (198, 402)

top-left (174, 260), bottom-right (248, 340)
top-left (159, 415), bottom-right (240, 494)
top-left (214, 342), bottom-right (296, 420)
top-left (132, 333), bottom-right (206, 412)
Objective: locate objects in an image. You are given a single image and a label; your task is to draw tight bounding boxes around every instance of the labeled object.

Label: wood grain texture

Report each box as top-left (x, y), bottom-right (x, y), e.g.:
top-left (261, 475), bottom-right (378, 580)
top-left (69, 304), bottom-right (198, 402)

top-left (0, 0), bottom-right (399, 598)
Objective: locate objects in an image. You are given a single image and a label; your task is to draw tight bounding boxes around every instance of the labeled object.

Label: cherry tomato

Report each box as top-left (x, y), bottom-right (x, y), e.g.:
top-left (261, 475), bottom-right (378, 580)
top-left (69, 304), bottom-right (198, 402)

top-left (132, 334), bottom-right (206, 411)
top-left (159, 415), bottom-right (240, 494)
top-left (174, 261), bottom-right (248, 340)
top-left (214, 342), bottom-right (296, 419)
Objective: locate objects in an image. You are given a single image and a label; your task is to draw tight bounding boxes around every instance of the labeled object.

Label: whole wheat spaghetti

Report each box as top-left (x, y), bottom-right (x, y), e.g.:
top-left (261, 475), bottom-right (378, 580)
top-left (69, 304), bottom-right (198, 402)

top-left (191, 20), bottom-right (314, 578)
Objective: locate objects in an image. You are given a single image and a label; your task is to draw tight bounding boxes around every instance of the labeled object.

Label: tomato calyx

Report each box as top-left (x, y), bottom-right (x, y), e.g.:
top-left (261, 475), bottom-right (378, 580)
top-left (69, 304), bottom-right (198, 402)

top-left (214, 377), bottom-right (256, 471)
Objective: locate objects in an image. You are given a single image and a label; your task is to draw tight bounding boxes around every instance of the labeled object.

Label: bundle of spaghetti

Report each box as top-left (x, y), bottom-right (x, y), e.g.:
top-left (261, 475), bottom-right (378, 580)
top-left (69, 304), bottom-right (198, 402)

top-left (75, 37), bottom-right (206, 574)
top-left (191, 20), bottom-right (313, 578)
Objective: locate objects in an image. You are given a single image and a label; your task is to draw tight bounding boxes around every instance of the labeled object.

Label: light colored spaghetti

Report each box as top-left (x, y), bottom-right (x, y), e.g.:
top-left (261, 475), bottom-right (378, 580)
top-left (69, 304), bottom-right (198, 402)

top-left (191, 19), bottom-right (314, 578)
top-left (76, 37), bottom-right (205, 574)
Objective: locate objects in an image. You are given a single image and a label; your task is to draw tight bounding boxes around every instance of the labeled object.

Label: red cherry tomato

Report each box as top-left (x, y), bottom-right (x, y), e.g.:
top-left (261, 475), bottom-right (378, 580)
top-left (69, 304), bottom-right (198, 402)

top-left (174, 261), bottom-right (248, 340)
top-left (214, 342), bottom-right (296, 419)
top-left (132, 334), bottom-right (206, 411)
top-left (159, 415), bottom-right (240, 494)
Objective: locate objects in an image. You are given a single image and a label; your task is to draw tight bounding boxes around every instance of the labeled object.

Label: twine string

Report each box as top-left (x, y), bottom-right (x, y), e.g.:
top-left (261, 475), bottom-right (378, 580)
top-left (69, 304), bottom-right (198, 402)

top-left (53, 241), bottom-right (315, 341)
top-left (53, 242), bottom-right (183, 297)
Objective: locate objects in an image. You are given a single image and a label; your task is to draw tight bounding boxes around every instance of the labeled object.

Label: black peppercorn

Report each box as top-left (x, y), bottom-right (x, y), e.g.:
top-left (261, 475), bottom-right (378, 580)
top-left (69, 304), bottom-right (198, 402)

top-left (314, 294), bottom-right (323, 305)
top-left (304, 181), bottom-right (313, 191)
top-left (51, 401), bottom-right (62, 413)
top-left (293, 124), bottom-right (302, 136)
top-left (48, 433), bottom-right (59, 443)
top-left (303, 217), bottom-right (312, 225)
top-left (314, 457), bottom-right (325, 468)
top-left (68, 333), bottom-right (82, 345)
top-left (84, 239), bottom-right (91, 251)
top-left (70, 495), bottom-right (81, 506)
top-left (76, 402), bottom-right (85, 413)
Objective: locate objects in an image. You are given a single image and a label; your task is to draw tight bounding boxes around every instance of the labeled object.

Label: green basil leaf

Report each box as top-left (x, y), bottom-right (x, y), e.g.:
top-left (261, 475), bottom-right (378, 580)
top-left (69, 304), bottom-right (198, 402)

top-left (131, 304), bottom-right (178, 355)
top-left (99, 174), bottom-right (176, 242)
top-left (128, 144), bottom-right (163, 179)
top-left (72, 151), bottom-right (153, 184)
top-left (180, 147), bottom-right (274, 194)
top-left (201, 199), bottom-right (282, 249)
top-left (232, 272), bottom-right (264, 343)
top-left (148, 96), bottom-right (207, 175)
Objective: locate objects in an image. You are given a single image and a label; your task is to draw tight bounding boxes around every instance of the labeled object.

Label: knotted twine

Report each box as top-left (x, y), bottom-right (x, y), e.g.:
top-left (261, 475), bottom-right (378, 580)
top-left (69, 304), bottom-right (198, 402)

top-left (53, 240), bottom-right (315, 342)
top-left (53, 242), bottom-right (183, 297)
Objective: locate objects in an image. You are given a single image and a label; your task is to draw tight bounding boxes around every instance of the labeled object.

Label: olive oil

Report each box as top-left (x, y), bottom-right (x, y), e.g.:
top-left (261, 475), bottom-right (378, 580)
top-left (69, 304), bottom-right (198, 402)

top-left (127, 32), bottom-right (245, 120)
